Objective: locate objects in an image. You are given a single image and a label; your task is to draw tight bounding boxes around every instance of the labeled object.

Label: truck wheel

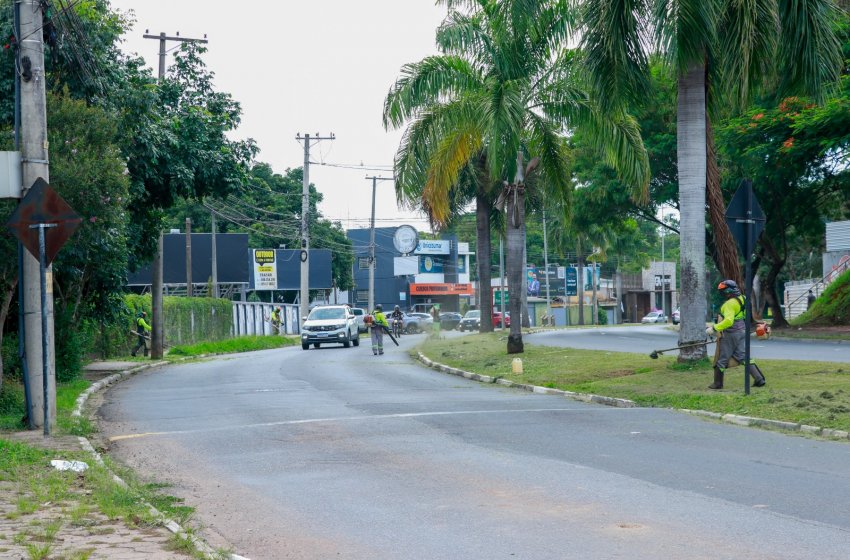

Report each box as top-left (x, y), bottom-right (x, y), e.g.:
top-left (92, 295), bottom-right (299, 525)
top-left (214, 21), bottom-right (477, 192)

top-left (302, 343), bottom-right (309, 350)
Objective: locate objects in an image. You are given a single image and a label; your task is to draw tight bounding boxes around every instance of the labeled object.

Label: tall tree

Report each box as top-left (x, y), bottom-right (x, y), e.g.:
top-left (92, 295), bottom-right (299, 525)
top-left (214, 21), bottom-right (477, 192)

top-left (581, 0), bottom-right (843, 358)
top-left (385, 0), bottom-right (649, 353)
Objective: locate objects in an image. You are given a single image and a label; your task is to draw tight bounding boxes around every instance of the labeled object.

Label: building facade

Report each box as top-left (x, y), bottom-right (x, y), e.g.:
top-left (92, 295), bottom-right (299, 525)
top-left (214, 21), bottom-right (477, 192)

top-left (347, 227), bottom-right (474, 312)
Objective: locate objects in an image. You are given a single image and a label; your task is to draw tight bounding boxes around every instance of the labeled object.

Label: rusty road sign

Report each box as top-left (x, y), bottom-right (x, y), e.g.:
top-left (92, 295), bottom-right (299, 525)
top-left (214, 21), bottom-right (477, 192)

top-left (5, 178), bottom-right (82, 264)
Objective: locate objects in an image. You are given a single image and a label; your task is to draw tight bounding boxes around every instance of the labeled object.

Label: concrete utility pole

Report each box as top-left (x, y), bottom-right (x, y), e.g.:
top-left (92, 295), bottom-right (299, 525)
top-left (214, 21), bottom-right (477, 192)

top-left (295, 133), bottom-right (334, 323)
top-left (542, 206), bottom-right (551, 323)
top-left (143, 31), bottom-right (207, 358)
top-left (185, 217), bottom-right (192, 296)
top-left (365, 176), bottom-right (394, 312)
top-left (19, 0), bottom-right (55, 430)
top-left (211, 212), bottom-right (219, 298)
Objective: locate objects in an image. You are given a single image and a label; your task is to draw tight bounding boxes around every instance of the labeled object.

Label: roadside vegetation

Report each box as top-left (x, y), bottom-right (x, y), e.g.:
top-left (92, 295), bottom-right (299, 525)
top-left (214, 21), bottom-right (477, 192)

top-left (167, 334), bottom-right (298, 358)
top-left (420, 333), bottom-right (850, 432)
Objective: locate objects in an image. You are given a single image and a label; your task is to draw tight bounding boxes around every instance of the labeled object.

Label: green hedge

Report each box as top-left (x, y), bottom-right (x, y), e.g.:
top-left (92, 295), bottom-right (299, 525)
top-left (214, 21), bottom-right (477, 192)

top-left (124, 294), bottom-right (233, 348)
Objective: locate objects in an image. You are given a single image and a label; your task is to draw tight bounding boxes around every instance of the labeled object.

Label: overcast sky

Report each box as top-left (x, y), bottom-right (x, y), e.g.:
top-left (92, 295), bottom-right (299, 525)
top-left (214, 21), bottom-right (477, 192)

top-left (108, 1), bottom-right (448, 233)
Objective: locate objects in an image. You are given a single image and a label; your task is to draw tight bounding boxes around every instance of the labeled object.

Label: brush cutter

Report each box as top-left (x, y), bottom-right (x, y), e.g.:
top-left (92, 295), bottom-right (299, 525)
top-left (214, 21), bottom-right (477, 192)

top-left (649, 338), bottom-right (716, 359)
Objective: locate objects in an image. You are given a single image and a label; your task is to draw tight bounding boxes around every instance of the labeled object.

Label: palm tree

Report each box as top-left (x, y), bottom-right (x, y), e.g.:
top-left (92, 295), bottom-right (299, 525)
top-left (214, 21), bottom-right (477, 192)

top-left (581, 0), bottom-right (842, 358)
top-left (384, 0), bottom-right (650, 353)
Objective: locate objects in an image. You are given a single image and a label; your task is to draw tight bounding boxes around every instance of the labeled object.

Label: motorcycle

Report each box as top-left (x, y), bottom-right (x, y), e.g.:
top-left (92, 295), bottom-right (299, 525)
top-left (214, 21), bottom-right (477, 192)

top-left (392, 316), bottom-right (404, 338)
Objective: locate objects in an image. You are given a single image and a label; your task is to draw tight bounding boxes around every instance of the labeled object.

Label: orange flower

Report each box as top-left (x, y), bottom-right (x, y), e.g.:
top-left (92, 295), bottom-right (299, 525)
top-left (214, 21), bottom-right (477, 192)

top-left (753, 113), bottom-right (764, 121)
top-left (782, 137), bottom-right (795, 149)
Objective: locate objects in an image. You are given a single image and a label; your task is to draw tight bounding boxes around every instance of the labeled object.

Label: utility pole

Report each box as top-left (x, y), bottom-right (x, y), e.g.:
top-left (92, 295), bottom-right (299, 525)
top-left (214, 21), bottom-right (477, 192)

top-left (143, 31), bottom-right (207, 358)
top-left (661, 205), bottom-right (666, 322)
top-left (365, 176), bottom-right (394, 312)
top-left (19, 0), bottom-right (54, 431)
top-left (295, 133), bottom-right (335, 324)
top-left (542, 206), bottom-right (551, 323)
top-left (211, 212), bottom-right (219, 298)
top-left (185, 217), bottom-right (192, 296)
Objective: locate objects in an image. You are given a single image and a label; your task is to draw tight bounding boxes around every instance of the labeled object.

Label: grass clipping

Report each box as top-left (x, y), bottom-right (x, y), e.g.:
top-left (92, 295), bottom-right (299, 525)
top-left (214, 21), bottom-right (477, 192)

top-left (421, 333), bottom-right (850, 432)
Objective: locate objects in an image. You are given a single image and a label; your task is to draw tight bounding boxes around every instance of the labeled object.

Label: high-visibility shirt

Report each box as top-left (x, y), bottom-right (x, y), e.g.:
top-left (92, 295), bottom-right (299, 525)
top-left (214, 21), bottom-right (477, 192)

top-left (715, 296), bottom-right (745, 332)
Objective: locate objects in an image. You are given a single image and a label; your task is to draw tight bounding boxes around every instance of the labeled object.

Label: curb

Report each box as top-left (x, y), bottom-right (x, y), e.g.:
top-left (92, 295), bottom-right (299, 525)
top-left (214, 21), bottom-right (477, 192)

top-left (73, 356), bottom-right (251, 560)
top-left (678, 409), bottom-right (850, 441)
top-left (416, 351), bottom-right (850, 442)
top-left (416, 351), bottom-right (636, 408)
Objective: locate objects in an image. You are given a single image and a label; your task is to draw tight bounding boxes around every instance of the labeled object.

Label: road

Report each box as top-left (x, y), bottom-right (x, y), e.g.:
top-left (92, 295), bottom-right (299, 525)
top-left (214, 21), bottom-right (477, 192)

top-left (528, 324), bottom-right (850, 362)
top-left (97, 333), bottom-right (850, 559)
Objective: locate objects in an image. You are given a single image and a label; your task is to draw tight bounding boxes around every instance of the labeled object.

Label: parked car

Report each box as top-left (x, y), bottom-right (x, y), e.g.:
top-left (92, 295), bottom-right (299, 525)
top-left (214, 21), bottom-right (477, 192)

top-left (439, 312), bottom-right (462, 330)
top-left (492, 311), bottom-right (511, 328)
top-left (672, 308), bottom-right (680, 325)
top-left (458, 310), bottom-right (481, 332)
top-left (301, 305), bottom-right (360, 349)
top-left (404, 312), bottom-right (433, 334)
top-left (641, 310), bottom-right (667, 324)
top-left (349, 307), bottom-right (368, 333)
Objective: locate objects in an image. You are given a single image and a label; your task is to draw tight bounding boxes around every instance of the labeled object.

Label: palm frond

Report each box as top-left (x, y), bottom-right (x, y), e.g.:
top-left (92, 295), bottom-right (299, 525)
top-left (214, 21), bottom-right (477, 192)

top-left (383, 55), bottom-right (484, 130)
top-left (425, 124), bottom-right (485, 226)
top-left (717, 0), bottom-right (779, 110)
top-left (776, 0), bottom-right (843, 101)
top-left (580, 0), bottom-right (652, 112)
top-left (653, 0), bottom-right (720, 72)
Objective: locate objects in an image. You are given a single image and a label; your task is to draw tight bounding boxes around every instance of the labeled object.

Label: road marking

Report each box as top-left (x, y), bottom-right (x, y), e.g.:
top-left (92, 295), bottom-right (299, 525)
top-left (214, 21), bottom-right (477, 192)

top-left (108, 406), bottom-right (636, 442)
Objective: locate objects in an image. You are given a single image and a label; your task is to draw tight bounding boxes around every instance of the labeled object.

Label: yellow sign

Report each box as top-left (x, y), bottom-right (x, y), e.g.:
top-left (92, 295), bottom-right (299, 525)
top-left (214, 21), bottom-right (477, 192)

top-left (253, 249), bottom-right (278, 290)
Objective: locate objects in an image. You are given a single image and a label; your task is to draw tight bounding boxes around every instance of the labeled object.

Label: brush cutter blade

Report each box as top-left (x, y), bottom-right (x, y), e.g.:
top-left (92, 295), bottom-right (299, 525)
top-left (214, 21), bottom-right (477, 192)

top-left (649, 351), bottom-right (659, 359)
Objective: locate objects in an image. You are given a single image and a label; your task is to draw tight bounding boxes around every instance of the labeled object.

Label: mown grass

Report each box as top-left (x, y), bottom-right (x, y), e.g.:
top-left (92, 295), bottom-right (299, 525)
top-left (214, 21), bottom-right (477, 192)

top-left (421, 333), bottom-right (850, 431)
top-left (166, 334), bottom-right (298, 358)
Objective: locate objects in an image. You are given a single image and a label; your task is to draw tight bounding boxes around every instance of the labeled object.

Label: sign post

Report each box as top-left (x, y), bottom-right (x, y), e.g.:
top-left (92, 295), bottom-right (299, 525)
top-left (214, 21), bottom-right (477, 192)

top-left (6, 178), bottom-right (81, 434)
top-left (725, 179), bottom-right (766, 395)
top-left (30, 223), bottom-right (55, 435)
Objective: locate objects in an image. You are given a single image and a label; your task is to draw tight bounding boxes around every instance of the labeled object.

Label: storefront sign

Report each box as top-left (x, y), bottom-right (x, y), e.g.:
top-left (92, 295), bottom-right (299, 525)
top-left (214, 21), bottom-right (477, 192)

top-left (409, 283), bottom-right (473, 295)
top-left (414, 239), bottom-right (451, 255)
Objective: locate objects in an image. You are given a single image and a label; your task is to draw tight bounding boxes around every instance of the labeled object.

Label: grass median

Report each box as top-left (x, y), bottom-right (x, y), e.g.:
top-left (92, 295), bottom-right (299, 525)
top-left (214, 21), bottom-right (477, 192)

top-left (420, 333), bottom-right (850, 432)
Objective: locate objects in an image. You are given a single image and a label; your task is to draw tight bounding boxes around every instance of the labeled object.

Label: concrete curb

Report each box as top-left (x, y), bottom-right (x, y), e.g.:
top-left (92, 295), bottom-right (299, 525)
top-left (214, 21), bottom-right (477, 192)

top-left (416, 351), bottom-right (850, 441)
top-left (73, 356), bottom-right (251, 560)
top-left (416, 351), bottom-right (636, 409)
top-left (679, 409), bottom-right (850, 441)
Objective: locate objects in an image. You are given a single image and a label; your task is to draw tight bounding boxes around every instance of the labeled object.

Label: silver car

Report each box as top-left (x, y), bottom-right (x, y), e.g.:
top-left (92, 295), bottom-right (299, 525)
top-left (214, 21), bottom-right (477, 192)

top-left (301, 306), bottom-right (360, 349)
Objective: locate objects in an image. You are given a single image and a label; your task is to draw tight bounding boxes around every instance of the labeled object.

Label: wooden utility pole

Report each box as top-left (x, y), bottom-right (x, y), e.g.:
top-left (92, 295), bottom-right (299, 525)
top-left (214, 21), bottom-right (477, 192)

top-left (143, 31), bottom-right (207, 357)
top-left (19, 0), bottom-right (54, 431)
top-left (295, 133), bottom-right (334, 324)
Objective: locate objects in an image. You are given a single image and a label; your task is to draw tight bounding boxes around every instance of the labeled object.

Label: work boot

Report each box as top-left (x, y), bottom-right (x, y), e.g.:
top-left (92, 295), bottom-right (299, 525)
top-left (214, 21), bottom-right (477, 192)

top-left (749, 364), bottom-right (766, 387)
top-left (709, 367), bottom-right (724, 390)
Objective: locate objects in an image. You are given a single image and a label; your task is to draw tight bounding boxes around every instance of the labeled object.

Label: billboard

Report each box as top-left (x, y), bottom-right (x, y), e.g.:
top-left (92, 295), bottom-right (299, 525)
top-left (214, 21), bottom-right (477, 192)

top-left (419, 255), bottom-right (467, 274)
top-left (415, 239), bottom-right (451, 255)
top-left (252, 249), bottom-right (278, 290)
top-left (248, 249), bottom-right (332, 290)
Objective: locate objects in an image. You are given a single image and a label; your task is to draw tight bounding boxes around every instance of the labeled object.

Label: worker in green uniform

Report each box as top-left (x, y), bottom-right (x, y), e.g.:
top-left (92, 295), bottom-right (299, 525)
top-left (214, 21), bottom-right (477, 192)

top-left (371, 305), bottom-right (390, 355)
top-left (705, 280), bottom-right (766, 390)
top-left (131, 311), bottom-right (152, 357)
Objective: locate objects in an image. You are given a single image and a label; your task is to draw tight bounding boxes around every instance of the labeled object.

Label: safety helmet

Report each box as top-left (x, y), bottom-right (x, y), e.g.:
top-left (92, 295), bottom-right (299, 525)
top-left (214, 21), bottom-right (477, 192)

top-left (717, 279), bottom-right (740, 297)
top-left (375, 304), bottom-right (383, 312)
top-left (394, 305), bottom-right (400, 310)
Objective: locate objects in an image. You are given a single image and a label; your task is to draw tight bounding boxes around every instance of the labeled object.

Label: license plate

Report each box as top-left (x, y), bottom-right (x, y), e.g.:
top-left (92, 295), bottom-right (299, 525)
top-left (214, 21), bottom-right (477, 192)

top-left (318, 333), bottom-right (329, 337)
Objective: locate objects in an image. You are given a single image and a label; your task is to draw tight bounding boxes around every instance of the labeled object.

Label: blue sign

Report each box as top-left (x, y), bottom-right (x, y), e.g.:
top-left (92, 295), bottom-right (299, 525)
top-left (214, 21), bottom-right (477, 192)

top-left (419, 256), bottom-right (467, 274)
top-left (566, 267), bottom-right (577, 296)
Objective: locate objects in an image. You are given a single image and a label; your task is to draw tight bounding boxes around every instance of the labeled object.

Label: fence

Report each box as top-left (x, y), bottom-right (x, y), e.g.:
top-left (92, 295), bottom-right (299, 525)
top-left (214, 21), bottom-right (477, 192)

top-left (232, 302), bottom-right (300, 336)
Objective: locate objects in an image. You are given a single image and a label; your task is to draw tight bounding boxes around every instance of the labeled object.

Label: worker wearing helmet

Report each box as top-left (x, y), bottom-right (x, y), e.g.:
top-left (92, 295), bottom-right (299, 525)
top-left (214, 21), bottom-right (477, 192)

top-left (371, 304), bottom-right (389, 355)
top-left (705, 280), bottom-right (766, 390)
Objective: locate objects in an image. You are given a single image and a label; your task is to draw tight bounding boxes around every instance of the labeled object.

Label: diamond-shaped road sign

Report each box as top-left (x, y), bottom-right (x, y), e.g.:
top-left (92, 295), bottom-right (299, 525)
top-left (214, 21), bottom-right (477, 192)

top-left (725, 179), bottom-right (765, 257)
top-left (5, 178), bottom-right (82, 265)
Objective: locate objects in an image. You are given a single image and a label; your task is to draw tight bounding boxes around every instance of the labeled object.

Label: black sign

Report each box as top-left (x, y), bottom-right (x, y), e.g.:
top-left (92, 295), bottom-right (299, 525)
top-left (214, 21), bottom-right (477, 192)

top-left (5, 178), bottom-right (81, 264)
top-left (725, 179), bottom-right (765, 257)
top-left (565, 267), bottom-right (577, 296)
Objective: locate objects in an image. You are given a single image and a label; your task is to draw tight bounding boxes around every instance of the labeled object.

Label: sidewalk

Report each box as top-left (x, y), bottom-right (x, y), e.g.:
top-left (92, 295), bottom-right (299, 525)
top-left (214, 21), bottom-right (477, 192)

top-left (0, 360), bottom-right (198, 559)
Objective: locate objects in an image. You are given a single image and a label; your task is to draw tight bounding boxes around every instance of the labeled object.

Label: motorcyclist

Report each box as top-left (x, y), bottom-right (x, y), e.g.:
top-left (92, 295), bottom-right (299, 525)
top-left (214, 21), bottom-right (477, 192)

top-left (390, 305), bottom-right (404, 336)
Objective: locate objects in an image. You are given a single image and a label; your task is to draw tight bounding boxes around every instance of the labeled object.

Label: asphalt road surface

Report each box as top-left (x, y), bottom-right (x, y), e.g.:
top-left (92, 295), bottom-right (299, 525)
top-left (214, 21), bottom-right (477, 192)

top-left (98, 333), bottom-right (850, 559)
top-left (529, 324), bottom-right (850, 362)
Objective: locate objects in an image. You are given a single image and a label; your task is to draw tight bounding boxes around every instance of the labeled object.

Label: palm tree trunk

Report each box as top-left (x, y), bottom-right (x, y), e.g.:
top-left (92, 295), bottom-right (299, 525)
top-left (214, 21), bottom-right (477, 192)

top-left (706, 115), bottom-right (742, 285)
top-left (591, 260), bottom-right (598, 325)
top-left (506, 186), bottom-right (525, 354)
top-left (476, 188), bottom-right (494, 333)
top-left (677, 64), bottom-right (709, 360)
